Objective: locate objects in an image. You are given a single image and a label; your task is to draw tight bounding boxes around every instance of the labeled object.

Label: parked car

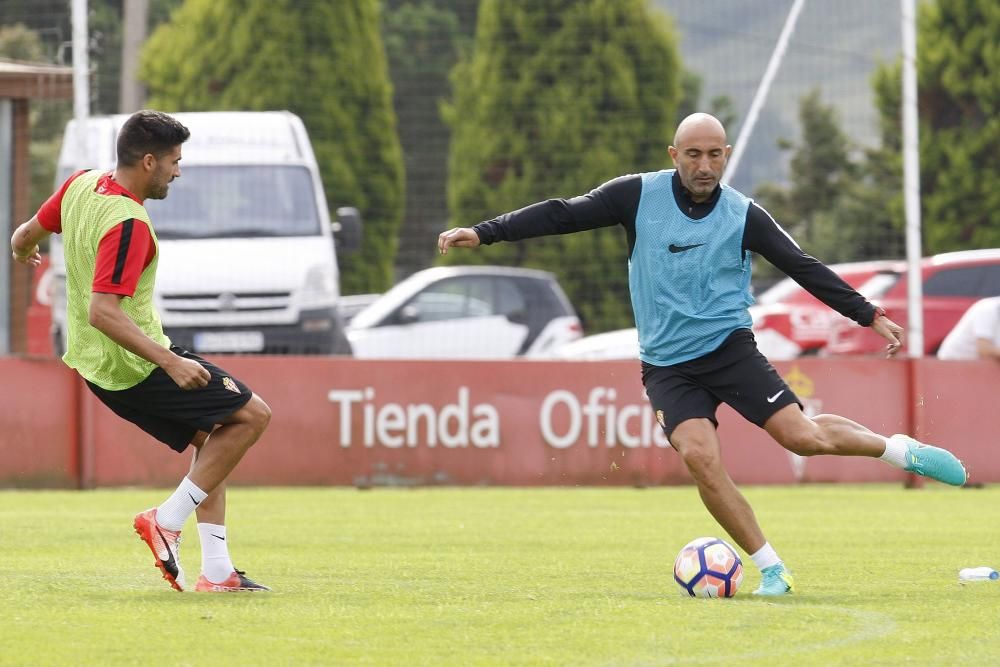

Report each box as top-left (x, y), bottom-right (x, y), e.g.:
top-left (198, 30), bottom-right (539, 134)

top-left (550, 327), bottom-right (640, 360)
top-left (346, 266), bottom-right (583, 359)
top-left (825, 249), bottom-right (1000, 356)
top-left (338, 293), bottom-right (382, 325)
top-left (548, 261), bottom-right (901, 361)
top-left (750, 260), bottom-right (902, 360)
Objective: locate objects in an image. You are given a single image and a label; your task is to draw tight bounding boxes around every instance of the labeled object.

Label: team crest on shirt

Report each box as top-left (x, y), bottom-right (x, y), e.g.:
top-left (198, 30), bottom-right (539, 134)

top-left (222, 376), bottom-right (240, 394)
top-left (656, 410), bottom-right (666, 429)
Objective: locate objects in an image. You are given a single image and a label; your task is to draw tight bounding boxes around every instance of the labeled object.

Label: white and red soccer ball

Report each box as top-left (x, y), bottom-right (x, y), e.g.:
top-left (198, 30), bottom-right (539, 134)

top-left (673, 537), bottom-right (744, 598)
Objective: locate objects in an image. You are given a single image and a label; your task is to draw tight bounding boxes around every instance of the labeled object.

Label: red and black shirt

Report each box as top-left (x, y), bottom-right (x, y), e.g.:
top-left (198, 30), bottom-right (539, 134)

top-left (37, 170), bottom-right (156, 297)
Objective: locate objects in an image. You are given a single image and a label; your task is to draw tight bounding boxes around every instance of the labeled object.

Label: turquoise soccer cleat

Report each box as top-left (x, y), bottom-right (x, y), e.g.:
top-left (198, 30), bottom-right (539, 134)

top-left (753, 562), bottom-right (795, 597)
top-left (892, 434), bottom-right (967, 486)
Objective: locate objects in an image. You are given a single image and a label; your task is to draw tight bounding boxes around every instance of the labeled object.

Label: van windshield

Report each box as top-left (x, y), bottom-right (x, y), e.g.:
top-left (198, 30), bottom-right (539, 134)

top-left (144, 165), bottom-right (321, 239)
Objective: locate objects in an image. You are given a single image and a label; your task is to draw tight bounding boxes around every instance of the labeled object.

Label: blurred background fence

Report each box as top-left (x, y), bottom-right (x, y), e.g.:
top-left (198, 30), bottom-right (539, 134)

top-left (2, 0), bottom-right (997, 357)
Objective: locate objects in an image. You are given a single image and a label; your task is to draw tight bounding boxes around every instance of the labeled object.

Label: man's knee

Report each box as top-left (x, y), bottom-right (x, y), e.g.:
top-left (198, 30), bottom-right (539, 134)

top-left (670, 420), bottom-right (723, 475)
top-left (237, 394), bottom-right (272, 435)
top-left (248, 395), bottom-right (272, 432)
top-left (766, 408), bottom-right (826, 456)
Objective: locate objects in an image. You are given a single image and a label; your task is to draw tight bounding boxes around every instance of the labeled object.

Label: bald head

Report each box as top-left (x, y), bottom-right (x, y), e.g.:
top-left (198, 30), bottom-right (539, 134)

top-left (672, 113), bottom-right (727, 147)
top-left (668, 113), bottom-right (731, 202)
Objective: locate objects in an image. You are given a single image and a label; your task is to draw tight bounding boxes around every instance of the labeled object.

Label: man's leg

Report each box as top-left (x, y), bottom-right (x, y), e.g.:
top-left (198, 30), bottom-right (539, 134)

top-left (187, 396), bottom-right (272, 592)
top-left (764, 405), bottom-right (966, 486)
top-left (135, 394), bottom-right (271, 591)
top-left (669, 417), bottom-right (795, 596)
top-left (186, 393), bottom-right (271, 494)
top-left (184, 438), bottom-right (233, 585)
top-left (670, 417), bottom-right (766, 555)
top-left (152, 394), bottom-right (270, 533)
top-left (763, 406), bottom-right (885, 456)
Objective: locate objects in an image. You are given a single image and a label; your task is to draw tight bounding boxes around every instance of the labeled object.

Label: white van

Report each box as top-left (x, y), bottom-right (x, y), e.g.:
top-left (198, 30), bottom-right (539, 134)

top-left (49, 111), bottom-right (359, 355)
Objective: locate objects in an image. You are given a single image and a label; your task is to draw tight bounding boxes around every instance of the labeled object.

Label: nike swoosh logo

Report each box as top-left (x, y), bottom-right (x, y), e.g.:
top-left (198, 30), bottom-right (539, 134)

top-left (155, 526), bottom-right (177, 570)
top-left (668, 243), bottom-right (706, 253)
top-left (211, 534), bottom-right (226, 541)
top-left (767, 390), bottom-right (786, 403)
top-left (187, 492), bottom-right (201, 506)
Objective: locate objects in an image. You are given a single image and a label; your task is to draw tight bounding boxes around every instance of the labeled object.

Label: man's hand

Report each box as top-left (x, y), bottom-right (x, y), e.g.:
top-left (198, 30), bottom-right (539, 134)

top-left (89, 292), bottom-right (210, 388)
top-left (438, 227), bottom-right (481, 255)
top-left (11, 217), bottom-right (48, 268)
top-left (162, 355), bottom-right (211, 390)
top-left (12, 244), bottom-right (42, 267)
top-left (871, 312), bottom-right (905, 357)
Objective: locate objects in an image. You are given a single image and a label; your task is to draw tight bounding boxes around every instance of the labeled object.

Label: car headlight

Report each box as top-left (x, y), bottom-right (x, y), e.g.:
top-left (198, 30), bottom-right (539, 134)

top-left (299, 263), bottom-right (337, 309)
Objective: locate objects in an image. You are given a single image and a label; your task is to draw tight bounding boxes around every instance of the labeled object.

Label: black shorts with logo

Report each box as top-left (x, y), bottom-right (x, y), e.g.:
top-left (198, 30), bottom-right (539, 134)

top-left (641, 328), bottom-right (801, 441)
top-left (86, 345), bottom-right (254, 453)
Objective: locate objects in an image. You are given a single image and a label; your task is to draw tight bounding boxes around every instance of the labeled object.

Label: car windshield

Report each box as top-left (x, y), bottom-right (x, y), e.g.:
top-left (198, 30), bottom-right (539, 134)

top-left (856, 271), bottom-right (901, 299)
top-left (144, 165), bottom-right (321, 239)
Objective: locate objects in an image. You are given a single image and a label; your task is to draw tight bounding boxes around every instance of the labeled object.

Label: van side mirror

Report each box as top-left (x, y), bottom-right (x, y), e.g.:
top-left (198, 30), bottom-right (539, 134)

top-left (332, 206), bottom-right (362, 252)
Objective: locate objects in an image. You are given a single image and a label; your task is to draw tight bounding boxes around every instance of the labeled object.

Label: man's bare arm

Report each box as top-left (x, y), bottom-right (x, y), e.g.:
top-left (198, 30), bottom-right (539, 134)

top-left (89, 293), bottom-right (209, 389)
top-left (10, 216), bottom-right (50, 267)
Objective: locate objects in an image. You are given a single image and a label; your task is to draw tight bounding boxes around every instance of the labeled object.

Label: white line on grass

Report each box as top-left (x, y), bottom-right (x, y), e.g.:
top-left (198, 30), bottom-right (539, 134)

top-left (627, 604), bottom-right (898, 666)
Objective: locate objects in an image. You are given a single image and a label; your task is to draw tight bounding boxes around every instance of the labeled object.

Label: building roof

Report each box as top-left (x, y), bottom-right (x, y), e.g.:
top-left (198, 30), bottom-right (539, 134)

top-left (0, 58), bottom-right (74, 99)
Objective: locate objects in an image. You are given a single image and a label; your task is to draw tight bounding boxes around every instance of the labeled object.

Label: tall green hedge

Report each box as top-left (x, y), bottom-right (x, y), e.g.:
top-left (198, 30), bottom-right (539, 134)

top-left (444, 0), bottom-right (682, 332)
top-left (140, 0), bottom-right (404, 293)
top-left (870, 0), bottom-right (1000, 253)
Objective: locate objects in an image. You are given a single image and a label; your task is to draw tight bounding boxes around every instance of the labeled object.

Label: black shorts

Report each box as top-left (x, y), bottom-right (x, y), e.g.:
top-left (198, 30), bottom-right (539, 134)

top-left (86, 345), bottom-right (254, 453)
top-left (641, 329), bottom-right (801, 441)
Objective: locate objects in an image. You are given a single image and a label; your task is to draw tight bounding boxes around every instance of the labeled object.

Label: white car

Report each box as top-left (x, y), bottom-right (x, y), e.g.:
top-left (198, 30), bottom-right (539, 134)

top-left (338, 293), bottom-right (382, 325)
top-left (551, 327), bottom-right (639, 360)
top-left (346, 266), bottom-right (582, 359)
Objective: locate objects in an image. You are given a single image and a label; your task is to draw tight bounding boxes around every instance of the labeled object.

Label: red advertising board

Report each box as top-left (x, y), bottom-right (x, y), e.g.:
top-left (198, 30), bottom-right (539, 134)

top-left (81, 357), bottom-right (914, 487)
top-left (2, 356), bottom-right (994, 488)
top-left (911, 359), bottom-right (1000, 486)
top-left (0, 357), bottom-right (77, 486)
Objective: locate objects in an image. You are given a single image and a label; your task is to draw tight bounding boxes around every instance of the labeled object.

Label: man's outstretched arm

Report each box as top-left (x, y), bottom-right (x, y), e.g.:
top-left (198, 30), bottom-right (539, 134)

top-left (439, 175), bottom-right (641, 254)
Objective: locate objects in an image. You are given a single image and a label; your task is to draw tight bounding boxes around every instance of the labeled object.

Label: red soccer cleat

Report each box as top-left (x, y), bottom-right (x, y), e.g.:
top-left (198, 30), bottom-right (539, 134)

top-left (194, 570), bottom-right (271, 592)
top-left (133, 508), bottom-right (185, 592)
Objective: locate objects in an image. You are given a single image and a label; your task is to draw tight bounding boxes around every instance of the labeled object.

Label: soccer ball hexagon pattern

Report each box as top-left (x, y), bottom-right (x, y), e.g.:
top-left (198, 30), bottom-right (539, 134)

top-left (673, 537), bottom-right (744, 598)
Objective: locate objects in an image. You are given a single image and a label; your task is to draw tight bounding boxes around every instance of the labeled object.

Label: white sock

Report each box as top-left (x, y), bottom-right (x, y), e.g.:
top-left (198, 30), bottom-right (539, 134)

top-left (750, 542), bottom-right (782, 571)
top-left (198, 523), bottom-right (236, 583)
top-left (156, 476), bottom-right (208, 531)
top-left (879, 435), bottom-right (909, 468)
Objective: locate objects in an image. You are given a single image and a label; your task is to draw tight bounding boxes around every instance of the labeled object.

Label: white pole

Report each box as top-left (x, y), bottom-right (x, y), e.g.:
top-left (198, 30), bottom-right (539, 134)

top-left (723, 0), bottom-right (807, 186)
top-left (72, 0), bottom-right (90, 169)
top-left (0, 100), bottom-right (11, 355)
top-left (901, 0), bottom-right (924, 357)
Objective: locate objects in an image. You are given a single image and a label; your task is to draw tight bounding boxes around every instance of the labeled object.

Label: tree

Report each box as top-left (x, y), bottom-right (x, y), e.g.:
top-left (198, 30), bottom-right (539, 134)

top-left (444, 0), bottom-right (683, 332)
top-left (675, 68), bottom-right (736, 130)
top-left (382, 1), bottom-right (476, 279)
top-left (910, 0), bottom-right (1000, 251)
top-left (754, 85), bottom-right (912, 274)
top-left (753, 90), bottom-right (898, 265)
top-left (140, 0), bottom-right (404, 293)
top-left (753, 1), bottom-right (1000, 266)
top-left (867, 0), bottom-right (1000, 253)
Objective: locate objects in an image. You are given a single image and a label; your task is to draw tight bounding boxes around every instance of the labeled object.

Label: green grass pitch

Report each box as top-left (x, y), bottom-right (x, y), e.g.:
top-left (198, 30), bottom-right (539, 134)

top-left (1, 485), bottom-right (998, 666)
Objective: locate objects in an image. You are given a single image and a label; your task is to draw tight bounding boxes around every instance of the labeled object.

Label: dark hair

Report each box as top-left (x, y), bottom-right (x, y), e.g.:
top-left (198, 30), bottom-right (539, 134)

top-left (116, 110), bottom-right (190, 167)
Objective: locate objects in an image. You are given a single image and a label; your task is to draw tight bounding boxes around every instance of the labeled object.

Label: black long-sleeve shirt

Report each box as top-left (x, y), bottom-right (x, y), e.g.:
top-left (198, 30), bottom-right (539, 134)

top-left (473, 171), bottom-right (878, 326)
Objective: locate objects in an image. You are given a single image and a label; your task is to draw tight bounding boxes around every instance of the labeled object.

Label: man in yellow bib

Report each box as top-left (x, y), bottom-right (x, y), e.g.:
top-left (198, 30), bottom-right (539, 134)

top-left (12, 110), bottom-right (271, 592)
